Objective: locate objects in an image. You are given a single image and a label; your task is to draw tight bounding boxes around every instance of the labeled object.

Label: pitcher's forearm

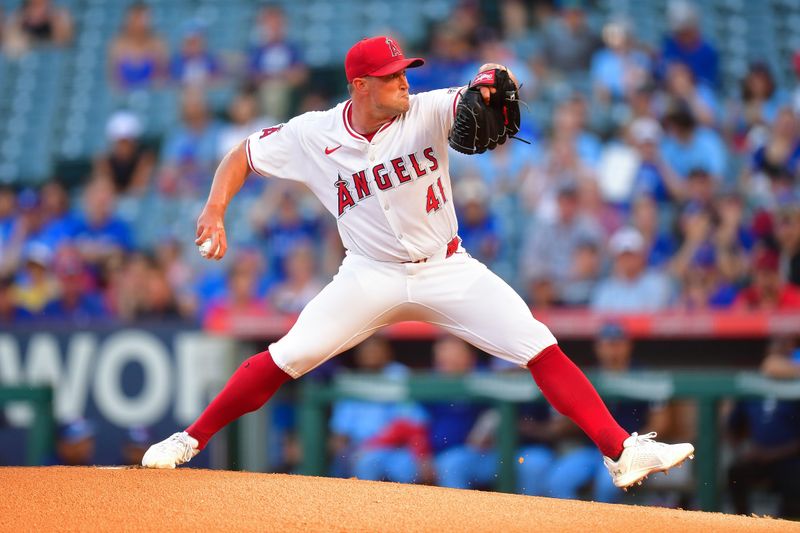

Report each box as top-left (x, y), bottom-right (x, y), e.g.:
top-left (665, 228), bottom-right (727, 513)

top-left (205, 140), bottom-right (251, 213)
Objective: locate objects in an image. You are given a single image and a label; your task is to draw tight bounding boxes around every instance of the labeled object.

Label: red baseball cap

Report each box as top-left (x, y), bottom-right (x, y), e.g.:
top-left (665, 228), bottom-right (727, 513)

top-left (345, 36), bottom-right (424, 82)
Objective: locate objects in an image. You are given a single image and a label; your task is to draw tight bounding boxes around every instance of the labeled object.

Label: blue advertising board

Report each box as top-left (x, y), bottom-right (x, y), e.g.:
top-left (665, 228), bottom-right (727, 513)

top-left (0, 325), bottom-right (235, 467)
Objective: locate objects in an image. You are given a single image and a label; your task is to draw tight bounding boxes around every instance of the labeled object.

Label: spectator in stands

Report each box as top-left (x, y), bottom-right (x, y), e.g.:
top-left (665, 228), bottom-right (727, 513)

top-left (540, 0), bottom-right (601, 77)
top-left (269, 241), bottom-right (324, 315)
top-left (217, 86), bottom-right (274, 160)
top-left (673, 232), bottom-right (739, 310)
top-left (0, 275), bottom-right (32, 323)
top-left (170, 21), bottom-right (221, 89)
top-left (203, 249), bottom-right (270, 326)
top-left (545, 322), bottom-right (672, 503)
top-left (554, 96), bottom-right (603, 166)
top-left (559, 238), bottom-right (603, 307)
top-left (13, 242), bottom-right (59, 314)
top-left (108, 2), bottom-right (168, 91)
top-left (660, 0), bottom-right (718, 89)
top-left (590, 17), bottom-right (651, 103)
top-left (521, 180), bottom-right (603, 295)
top-left (660, 99), bottom-right (727, 182)
top-left (0, 185), bottom-right (23, 277)
top-left (727, 340), bottom-right (800, 519)
top-left (37, 179), bottom-right (75, 252)
top-left (760, 336), bottom-right (800, 379)
top-left (157, 88), bottom-right (222, 197)
top-left (120, 426), bottom-right (151, 466)
top-left (730, 63), bottom-right (788, 145)
top-left (741, 107), bottom-right (800, 210)
top-left (465, 37), bottom-right (535, 102)
top-left (15, 188), bottom-right (47, 255)
top-left (775, 203), bottom-right (800, 286)
top-left (329, 337), bottom-right (428, 483)
top-left (591, 226), bottom-right (673, 312)
top-left (71, 177), bottom-right (133, 270)
top-left (712, 191), bottom-right (754, 279)
top-left (251, 188), bottom-right (322, 280)
top-left (670, 196), bottom-right (752, 296)
top-left (663, 61), bottom-right (718, 128)
top-left (247, 5), bottom-right (308, 120)
top-left (50, 418), bottom-right (96, 466)
top-left (406, 23), bottom-right (474, 93)
top-left (426, 336), bottom-right (494, 489)
top-left (42, 251), bottom-right (106, 322)
top-left (93, 111), bottom-right (155, 196)
top-left (154, 238), bottom-right (196, 318)
top-left (627, 117), bottom-right (686, 206)
top-left (524, 273), bottom-right (561, 310)
top-left (735, 249), bottom-right (800, 310)
top-left (520, 130), bottom-right (597, 223)
top-left (516, 402), bottom-right (561, 496)
top-left (2, 0), bottom-right (72, 57)
top-left (498, 0), bottom-right (538, 62)
top-left (131, 258), bottom-right (184, 320)
top-left (629, 194), bottom-right (676, 269)
top-left (455, 180), bottom-right (502, 268)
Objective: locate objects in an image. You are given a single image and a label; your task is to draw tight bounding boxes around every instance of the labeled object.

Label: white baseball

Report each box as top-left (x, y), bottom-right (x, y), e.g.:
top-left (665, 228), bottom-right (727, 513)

top-left (199, 239), bottom-right (214, 258)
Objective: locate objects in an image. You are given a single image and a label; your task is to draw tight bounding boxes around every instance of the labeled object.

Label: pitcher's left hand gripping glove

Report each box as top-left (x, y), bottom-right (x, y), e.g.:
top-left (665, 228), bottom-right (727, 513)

top-left (448, 68), bottom-right (521, 155)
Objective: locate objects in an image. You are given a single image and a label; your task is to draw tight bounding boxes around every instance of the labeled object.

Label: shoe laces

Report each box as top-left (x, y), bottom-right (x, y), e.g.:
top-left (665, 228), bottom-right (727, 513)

top-left (162, 432), bottom-right (195, 462)
top-left (629, 431), bottom-right (665, 448)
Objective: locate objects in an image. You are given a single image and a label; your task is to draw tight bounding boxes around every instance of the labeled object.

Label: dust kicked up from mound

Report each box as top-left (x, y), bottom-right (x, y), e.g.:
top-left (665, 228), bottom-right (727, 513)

top-left (0, 467), bottom-right (793, 532)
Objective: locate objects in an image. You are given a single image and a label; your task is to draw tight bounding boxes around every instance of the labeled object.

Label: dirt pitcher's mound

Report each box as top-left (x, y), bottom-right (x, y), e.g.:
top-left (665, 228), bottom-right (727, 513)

top-left (0, 467), bottom-right (794, 532)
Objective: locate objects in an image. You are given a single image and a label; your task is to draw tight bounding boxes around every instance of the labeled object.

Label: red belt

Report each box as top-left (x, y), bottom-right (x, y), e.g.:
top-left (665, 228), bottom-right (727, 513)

top-left (406, 236), bottom-right (460, 264)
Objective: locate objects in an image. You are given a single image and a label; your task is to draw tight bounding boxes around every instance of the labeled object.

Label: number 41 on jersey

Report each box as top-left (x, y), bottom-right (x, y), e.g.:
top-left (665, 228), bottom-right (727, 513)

top-left (426, 177), bottom-right (448, 213)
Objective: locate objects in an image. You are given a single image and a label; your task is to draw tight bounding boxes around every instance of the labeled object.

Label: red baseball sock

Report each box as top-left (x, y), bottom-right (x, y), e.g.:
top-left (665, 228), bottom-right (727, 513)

top-left (187, 350), bottom-right (292, 449)
top-left (527, 344), bottom-right (629, 459)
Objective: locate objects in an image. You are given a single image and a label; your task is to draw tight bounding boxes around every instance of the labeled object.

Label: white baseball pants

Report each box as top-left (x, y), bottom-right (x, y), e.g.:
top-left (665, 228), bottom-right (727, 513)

top-left (270, 245), bottom-right (558, 378)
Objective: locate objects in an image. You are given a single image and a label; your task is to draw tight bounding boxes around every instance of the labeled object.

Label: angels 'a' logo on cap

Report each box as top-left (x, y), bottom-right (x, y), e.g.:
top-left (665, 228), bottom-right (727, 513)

top-left (385, 37), bottom-right (401, 57)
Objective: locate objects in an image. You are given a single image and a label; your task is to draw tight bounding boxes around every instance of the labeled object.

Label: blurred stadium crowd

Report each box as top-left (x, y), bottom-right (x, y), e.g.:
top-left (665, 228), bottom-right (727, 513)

top-left (0, 0), bottom-right (799, 324)
top-left (1, 0), bottom-right (800, 515)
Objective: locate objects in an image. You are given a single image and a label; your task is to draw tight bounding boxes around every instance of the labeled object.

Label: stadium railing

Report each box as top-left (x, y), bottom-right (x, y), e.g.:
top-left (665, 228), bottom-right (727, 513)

top-left (0, 386), bottom-right (55, 465)
top-left (296, 370), bottom-right (800, 512)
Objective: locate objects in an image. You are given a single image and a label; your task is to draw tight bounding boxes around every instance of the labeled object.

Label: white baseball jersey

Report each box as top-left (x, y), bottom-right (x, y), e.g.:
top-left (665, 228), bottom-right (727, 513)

top-left (243, 87), bottom-right (557, 378)
top-left (245, 87), bottom-right (464, 262)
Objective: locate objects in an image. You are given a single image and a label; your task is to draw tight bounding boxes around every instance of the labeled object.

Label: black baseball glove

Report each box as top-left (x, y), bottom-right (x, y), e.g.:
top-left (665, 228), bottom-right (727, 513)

top-left (448, 68), bottom-right (521, 155)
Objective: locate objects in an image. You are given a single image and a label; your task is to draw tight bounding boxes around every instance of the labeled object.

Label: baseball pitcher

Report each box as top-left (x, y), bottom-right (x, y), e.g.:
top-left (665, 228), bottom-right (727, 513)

top-left (143, 36), bottom-right (694, 490)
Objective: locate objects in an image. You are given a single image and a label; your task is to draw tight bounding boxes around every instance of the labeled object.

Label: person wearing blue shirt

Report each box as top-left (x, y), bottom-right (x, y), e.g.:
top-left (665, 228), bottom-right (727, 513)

top-left (71, 178), bottom-right (134, 265)
top-left (170, 25), bottom-right (221, 88)
top-left (660, 1), bottom-right (718, 89)
top-left (660, 100), bottom-right (727, 181)
top-left (329, 337), bottom-right (426, 483)
top-left (727, 342), bottom-right (800, 519)
top-left (247, 5), bottom-right (308, 120)
top-left (591, 227), bottom-right (674, 312)
top-left (41, 259), bottom-right (107, 323)
top-left (590, 19), bottom-right (651, 102)
top-left (0, 275), bottom-right (33, 323)
top-left (424, 336), bottom-right (493, 489)
top-left (405, 25), bottom-right (474, 94)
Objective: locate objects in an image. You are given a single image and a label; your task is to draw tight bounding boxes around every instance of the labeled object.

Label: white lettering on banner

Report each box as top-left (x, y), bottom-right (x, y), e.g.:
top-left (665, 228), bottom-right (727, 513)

top-left (93, 330), bottom-right (172, 426)
top-left (0, 335), bottom-right (26, 424)
top-left (0, 330), bottom-right (234, 427)
top-left (27, 334), bottom-right (95, 422)
top-left (0, 333), bottom-right (95, 424)
top-left (175, 333), bottom-right (233, 425)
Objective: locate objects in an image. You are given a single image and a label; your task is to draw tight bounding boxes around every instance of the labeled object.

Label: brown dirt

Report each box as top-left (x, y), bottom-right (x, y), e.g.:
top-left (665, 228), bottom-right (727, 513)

top-left (0, 467), bottom-right (796, 532)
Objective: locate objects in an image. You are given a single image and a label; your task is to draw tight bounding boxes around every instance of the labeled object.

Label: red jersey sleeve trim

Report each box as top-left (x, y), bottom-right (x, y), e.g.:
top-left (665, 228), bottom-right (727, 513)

top-left (452, 88), bottom-right (464, 118)
top-left (246, 138), bottom-right (268, 178)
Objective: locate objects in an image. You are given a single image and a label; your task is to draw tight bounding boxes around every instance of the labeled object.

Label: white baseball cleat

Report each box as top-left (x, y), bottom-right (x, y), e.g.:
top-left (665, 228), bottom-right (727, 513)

top-left (141, 431), bottom-right (200, 469)
top-left (603, 431), bottom-right (695, 490)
